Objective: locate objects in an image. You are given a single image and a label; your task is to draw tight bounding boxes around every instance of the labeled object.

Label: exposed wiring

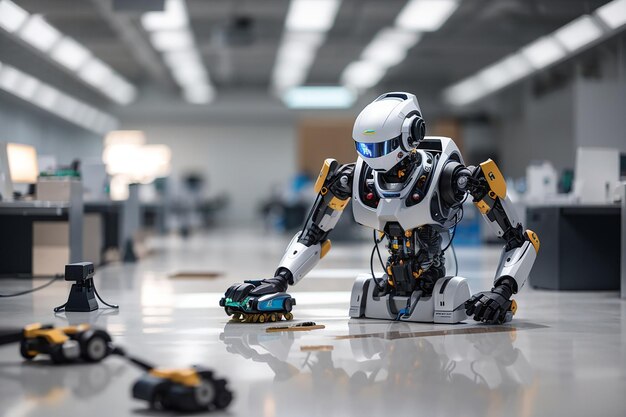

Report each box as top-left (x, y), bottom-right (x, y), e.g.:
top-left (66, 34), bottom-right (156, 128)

top-left (370, 230), bottom-right (387, 290)
top-left (94, 286), bottom-right (119, 309)
top-left (0, 274), bottom-right (63, 297)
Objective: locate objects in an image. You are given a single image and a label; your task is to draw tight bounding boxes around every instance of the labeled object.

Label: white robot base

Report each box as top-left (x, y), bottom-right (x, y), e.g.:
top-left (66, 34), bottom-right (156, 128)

top-left (349, 274), bottom-right (471, 324)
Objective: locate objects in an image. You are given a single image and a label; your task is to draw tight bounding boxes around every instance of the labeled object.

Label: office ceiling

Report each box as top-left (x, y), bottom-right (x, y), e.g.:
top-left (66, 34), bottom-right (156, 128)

top-left (4, 0), bottom-right (616, 111)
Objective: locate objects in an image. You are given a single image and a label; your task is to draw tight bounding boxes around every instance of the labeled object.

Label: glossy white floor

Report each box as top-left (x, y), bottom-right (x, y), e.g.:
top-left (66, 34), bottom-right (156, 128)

top-left (1, 228), bottom-right (625, 417)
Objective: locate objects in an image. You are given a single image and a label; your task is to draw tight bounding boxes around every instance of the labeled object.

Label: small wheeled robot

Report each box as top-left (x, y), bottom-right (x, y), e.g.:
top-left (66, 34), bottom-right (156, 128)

top-left (0, 323), bottom-right (114, 364)
top-left (131, 361), bottom-right (233, 412)
top-left (223, 92), bottom-right (540, 324)
top-left (220, 284), bottom-right (295, 323)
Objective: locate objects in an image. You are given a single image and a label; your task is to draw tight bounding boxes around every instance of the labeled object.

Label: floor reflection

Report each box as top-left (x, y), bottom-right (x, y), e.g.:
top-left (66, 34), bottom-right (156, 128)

top-left (221, 321), bottom-right (538, 417)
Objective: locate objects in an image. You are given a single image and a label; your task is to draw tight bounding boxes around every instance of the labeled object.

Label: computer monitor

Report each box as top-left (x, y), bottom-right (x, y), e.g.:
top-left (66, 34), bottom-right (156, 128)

top-left (7, 143), bottom-right (39, 184)
top-left (573, 147), bottom-right (620, 204)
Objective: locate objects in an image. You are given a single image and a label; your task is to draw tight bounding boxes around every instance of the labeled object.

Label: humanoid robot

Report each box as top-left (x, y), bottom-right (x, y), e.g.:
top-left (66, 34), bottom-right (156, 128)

top-left (222, 92), bottom-right (540, 324)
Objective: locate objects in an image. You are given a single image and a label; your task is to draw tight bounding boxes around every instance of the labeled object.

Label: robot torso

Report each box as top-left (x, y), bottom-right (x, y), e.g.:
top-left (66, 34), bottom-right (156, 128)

top-left (352, 136), bottom-right (464, 232)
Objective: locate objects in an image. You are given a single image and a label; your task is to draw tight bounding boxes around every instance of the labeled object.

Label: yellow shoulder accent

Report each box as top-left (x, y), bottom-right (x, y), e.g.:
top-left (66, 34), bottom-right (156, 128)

top-left (526, 229), bottom-right (540, 253)
top-left (150, 368), bottom-right (201, 387)
top-left (320, 240), bottom-right (332, 258)
top-left (314, 158), bottom-right (337, 194)
top-left (479, 159), bottom-right (506, 199)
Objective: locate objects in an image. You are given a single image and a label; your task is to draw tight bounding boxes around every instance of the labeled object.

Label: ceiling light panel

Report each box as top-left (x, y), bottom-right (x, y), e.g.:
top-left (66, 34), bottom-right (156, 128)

top-left (396, 0), bottom-right (460, 32)
top-left (283, 86), bottom-right (355, 109)
top-left (521, 36), bottom-right (566, 69)
top-left (19, 15), bottom-right (61, 52)
top-left (341, 60), bottom-right (386, 90)
top-left (150, 29), bottom-right (193, 51)
top-left (142, 0), bottom-right (214, 103)
top-left (271, 1), bottom-right (340, 94)
top-left (0, 61), bottom-right (118, 134)
top-left (554, 15), bottom-right (604, 52)
top-left (0, 2), bottom-right (136, 105)
top-left (0, 0), bottom-right (28, 32)
top-left (50, 37), bottom-right (92, 71)
top-left (595, 0), bottom-right (626, 29)
top-left (286, 0), bottom-right (340, 32)
top-left (142, 0), bottom-right (188, 31)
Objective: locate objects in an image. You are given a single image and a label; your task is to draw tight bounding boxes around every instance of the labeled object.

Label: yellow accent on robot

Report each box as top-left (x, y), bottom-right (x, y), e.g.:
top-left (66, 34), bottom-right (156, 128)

top-left (328, 196), bottom-right (350, 211)
top-left (526, 230), bottom-right (540, 253)
top-left (321, 240), bottom-right (332, 258)
top-left (479, 159), bottom-right (507, 199)
top-left (314, 158), bottom-right (337, 194)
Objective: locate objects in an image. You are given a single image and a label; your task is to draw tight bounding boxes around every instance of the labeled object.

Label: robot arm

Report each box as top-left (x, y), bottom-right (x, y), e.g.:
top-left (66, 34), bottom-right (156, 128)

top-left (452, 159), bottom-right (540, 323)
top-left (222, 159), bottom-right (354, 307)
top-left (276, 158), bottom-right (355, 285)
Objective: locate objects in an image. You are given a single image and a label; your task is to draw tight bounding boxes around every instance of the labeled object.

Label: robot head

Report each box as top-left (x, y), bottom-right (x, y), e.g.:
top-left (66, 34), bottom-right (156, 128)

top-left (353, 92), bottom-right (426, 172)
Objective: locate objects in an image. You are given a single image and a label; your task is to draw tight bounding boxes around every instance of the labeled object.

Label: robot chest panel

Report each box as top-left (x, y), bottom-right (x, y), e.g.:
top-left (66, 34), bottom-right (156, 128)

top-left (352, 156), bottom-right (440, 231)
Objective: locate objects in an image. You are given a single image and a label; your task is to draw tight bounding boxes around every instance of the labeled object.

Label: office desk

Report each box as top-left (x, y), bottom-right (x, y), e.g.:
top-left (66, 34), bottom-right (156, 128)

top-left (526, 204), bottom-right (621, 291)
top-left (0, 200), bottom-right (83, 276)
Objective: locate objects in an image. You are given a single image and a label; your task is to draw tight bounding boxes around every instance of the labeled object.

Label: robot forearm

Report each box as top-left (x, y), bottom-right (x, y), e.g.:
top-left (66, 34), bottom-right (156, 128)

top-left (458, 159), bottom-right (540, 293)
top-left (275, 159), bottom-right (355, 285)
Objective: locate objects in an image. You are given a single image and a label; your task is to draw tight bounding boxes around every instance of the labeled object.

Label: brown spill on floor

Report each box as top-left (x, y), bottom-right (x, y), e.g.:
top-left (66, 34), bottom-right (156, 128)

top-left (168, 271), bottom-right (223, 279)
top-left (335, 322), bottom-right (548, 341)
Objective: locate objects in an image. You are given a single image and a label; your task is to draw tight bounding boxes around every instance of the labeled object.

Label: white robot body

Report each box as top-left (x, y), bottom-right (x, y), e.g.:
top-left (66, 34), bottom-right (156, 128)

top-left (352, 136), bottom-right (463, 231)
top-left (231, 92), bottom-right (539, 326)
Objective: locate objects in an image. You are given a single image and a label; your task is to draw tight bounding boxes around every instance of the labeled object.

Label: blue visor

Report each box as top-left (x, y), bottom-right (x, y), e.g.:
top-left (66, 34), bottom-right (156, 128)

top-left (355, 136), bottom-right (401, 158)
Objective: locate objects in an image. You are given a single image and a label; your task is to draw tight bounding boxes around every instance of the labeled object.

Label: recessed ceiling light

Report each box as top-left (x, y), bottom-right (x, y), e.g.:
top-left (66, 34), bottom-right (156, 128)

top-left (341, 60), bottom-right (386, 90)
top-left (0, 0), bottom-right (28, 33)
top-left (396, 0), bottom-right (459, 32)
top-left (554, 15), bottom-right (604, 52)
top-left (283, 86), bottom-right (355, 109)
top-left (521, 36), bottom-right (566, 69)
top-left (150, 29), bottom-right (193, 51)
top-left (19, 15), bottom-right (61, 52)
top-left (595, 0), bottom-right (626, 29)
top-left (141, 0), bottom-right (188, 31)
top-left (285, 0), bottom-right (340, 32)
top-left (50, 36), bottom-right (92, 71)
top-left (443, 77), bottom-right (484, 106)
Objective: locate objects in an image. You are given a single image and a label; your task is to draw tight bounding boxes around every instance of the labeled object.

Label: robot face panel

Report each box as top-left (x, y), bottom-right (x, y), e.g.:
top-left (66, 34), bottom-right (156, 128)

top-left (352, 92), bottom-right (423, 172)
top-left (355, 136), bottom-right (401, 159)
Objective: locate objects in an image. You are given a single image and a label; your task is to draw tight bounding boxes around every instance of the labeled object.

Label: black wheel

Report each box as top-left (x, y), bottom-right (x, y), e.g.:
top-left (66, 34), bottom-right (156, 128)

top-left (19, 340), bottom-right (36, 360)
top-left (211, 378), bottom-right (233, 410)
top-left (78, 330), bottom-right (111, 362)
top-left (150, 387), bottom-right (168, 410)
top-left (283, 297), bottom-right (293, 312)
top-left (49, 344), bottom-right (66, 364)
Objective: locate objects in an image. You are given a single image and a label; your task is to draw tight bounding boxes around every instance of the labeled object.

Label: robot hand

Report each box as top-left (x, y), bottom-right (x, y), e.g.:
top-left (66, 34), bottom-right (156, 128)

top-left (465, 283), bottom-right (514, 324)
top-left (219, 275), bottom-right (296, 323)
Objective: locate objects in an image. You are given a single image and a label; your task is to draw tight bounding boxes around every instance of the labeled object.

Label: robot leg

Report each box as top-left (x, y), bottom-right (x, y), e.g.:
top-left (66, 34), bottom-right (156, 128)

top-left (349, 274), bottom-right (470, 323)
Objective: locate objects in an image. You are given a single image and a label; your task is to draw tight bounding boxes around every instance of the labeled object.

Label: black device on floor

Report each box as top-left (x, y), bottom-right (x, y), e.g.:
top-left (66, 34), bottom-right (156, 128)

top-left (54, 262), bottom-right (119, 312)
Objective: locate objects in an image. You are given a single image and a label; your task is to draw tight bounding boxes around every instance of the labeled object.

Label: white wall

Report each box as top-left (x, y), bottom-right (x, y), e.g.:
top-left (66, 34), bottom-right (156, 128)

top-left (0, 94), bottom-right (103, 166)
top-left (131, 122), bottom-right (298, 225)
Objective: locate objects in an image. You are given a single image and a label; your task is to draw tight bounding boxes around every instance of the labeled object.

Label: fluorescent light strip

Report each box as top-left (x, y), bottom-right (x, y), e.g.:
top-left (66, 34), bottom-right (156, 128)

top-left (521, 36), bottom-right (566, 69)
top-left (0, 0), bottom-right (28, 32)
top-left (442, 0), bottom-right (626, 107)
top-left (271, 0), bottom-right (340, 94)
top-left (554, 15), bottom-right (604, 52)
top-left (0, 0), bottom-right (136, 105)
top-left (286, 0), bottom-right (340, 32)
top-left (0, 61), bottom-right (118, 134)
top-left (340, 0), bottom-right (458, 95)
top-left (142, 0), bottom-right (213, 104)
top-left (595, 0), bottom-right (626, 29)
top-left (283, 86), bottom-right (355, 109)
top-left (396, 0), bottom-right (460, 32)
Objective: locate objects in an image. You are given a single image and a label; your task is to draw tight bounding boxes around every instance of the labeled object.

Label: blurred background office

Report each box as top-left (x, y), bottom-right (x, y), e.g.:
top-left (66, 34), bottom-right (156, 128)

top-left (1, 1), bottom-right (626, 416)
top-left (1, 0), bottom-right (625, 242)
